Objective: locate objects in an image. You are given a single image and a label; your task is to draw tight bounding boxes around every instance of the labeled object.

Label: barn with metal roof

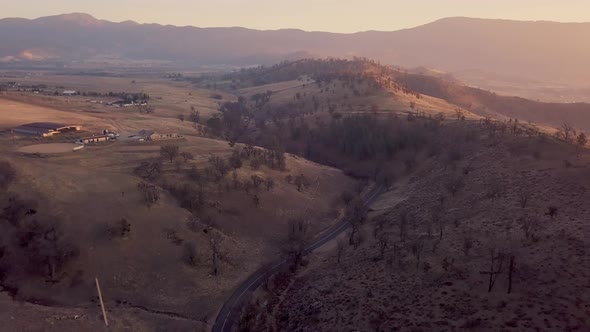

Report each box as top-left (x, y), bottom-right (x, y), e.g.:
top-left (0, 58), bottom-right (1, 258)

top-left (13, 122), bottom-right (81, 137)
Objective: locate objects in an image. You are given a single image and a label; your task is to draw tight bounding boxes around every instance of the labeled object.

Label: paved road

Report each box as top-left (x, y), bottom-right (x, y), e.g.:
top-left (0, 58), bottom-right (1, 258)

top-left (211, 184), bottom-right (385, 332)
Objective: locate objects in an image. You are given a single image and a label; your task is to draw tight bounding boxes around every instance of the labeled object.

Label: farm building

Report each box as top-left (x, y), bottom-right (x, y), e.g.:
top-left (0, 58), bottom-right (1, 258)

top-left (129, 130), bottom-right (183, 141)
top-left (150, 133), bottom-right (184, 141)
top-left (13, 122), bottom-right (81, 137)
top-left (79, 135), bottom-right (110, 144)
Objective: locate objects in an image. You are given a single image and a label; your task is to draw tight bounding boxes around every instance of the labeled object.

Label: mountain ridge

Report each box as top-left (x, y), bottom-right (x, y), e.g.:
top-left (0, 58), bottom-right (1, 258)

top-left (5, 13), bottom-right (588, 33)
top-left (1, 13), bottom-right (589, 84)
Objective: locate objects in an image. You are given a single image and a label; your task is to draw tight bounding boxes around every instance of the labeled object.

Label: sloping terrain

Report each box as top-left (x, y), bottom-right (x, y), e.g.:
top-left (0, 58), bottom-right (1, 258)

top-left (394, 72), bottom-right (590, 132)
top-left (256, 123), bottom-right (590, 331)
top-left (0, 93), bottom-right (355, 330)
top-left (215, 59), bottom-right (590, 134)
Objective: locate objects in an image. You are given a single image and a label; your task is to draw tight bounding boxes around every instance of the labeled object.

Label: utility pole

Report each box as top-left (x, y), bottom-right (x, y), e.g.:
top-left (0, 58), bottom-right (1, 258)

top-left (95, 278), bottom-right (109, 326)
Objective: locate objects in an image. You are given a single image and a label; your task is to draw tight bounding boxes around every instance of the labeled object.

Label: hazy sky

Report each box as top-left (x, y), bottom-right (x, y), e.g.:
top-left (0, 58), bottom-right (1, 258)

top-left (3, 0), bottom-right (590, 32)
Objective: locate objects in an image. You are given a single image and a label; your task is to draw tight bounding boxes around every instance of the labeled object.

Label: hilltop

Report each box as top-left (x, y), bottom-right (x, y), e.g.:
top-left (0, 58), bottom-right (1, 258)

top-left (204, 58), bottom-right (590, 133)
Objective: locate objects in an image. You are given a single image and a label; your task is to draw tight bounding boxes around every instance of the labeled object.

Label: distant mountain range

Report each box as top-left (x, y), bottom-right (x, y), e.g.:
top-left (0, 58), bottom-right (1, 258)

top-left (1, 13), bottom-right (589, 85)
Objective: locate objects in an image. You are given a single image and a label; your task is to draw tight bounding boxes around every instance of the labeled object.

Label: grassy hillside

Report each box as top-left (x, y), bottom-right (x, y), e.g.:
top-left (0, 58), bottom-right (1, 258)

top-left (0, 93), bottom-right (355, 330)
top-left (209, 58), bottom-right (590, 134)
top-left (243, 119), bottom-right (590, 331)
top-left (395, 72), bottom-right (590, 132)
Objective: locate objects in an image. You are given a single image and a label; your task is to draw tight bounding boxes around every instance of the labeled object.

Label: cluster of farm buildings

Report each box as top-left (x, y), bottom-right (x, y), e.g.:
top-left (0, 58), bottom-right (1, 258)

top-left (12, 122), bottom-right (183, 144)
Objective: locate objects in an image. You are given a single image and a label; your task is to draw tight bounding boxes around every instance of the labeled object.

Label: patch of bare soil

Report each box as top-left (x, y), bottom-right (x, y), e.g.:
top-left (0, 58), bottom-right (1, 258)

top-left (18, 143), bottom-right (79, 154)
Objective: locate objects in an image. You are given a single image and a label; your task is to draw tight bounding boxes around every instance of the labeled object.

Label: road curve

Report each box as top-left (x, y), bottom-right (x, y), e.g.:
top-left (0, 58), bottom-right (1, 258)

top-left (212, 184), bottom-right (385, 332)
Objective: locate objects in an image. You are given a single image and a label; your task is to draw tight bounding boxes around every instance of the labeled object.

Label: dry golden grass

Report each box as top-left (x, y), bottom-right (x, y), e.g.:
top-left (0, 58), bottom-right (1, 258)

top-left (0, 89), bottom-right (355, 331)
top-left (237, 78), bottom-right (476, 119)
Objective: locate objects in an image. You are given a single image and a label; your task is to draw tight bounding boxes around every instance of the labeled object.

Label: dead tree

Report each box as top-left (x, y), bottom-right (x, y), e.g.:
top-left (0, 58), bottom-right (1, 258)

top-left (555, 123), bottom-right (576, 143)
top-left (462, 236), bottom-right (473, 256)
top-left (398, 212), bottom-right (409, 242)
top-left (519, 188), bottom-right (530, 209)
top-left (160, 145), bottom-right (180, 163)
top-left (349, 222), bottom-right (362, 249)
top-left (287, 218), bottom-right (308, 267)
top-left (507, 255), bottom-right (516, 294)
top-left (209, 234), bottom-right (222, 276)
top-left (519, 214), bottom-right (539, 241)
top-left (373, 218), bottom-right (385, 239)
top-left (189, 110), bottom-right (200, 127)
top-left (377, 233), bottom-right (388, 259)
top-left (180, 151), bottom-right (194, 163)
top-left (336, 239), bottom-right (346, 264)
top-left (411, 239), bottom-right (424, 268)
top-left (480, 248), bottom-right (504, 292)
top-left (265, 178), bottom-right (275, 192)
top-left (137, 182), bottom-right (160, 208)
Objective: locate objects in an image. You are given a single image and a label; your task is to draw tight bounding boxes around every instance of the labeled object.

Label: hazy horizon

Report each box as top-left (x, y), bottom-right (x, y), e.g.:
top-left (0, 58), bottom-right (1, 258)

top-left (3, 0), bottom-right (590, 33)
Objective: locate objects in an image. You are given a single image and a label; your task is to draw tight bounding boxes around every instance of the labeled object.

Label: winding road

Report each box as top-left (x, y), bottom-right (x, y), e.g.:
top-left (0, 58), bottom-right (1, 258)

top-left (212, 184), bottom-right (385, 332)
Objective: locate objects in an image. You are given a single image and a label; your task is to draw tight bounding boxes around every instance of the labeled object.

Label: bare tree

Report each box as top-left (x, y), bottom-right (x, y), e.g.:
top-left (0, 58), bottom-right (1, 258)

top-left (555, 123), bottom-right (576, 143)
top-left (182, 242), bottom-right (199, 267)
top-left (251, 175), bottom-right (264, 189)
top-left (209, 233), bottom-right (223, 276)
top-left (349, 225), bottom-right (365, 250)
top-left (189, 110), bottom-right (200, 127)
top-left (576, 132), bottom-right (587, 157)
top-left (180, 151), bottom-right (194, 163)
top-left (208, 156), bottom-right (229, 181)
top-left (286, 218), bottom-right (308, 267)
top-left (507, 255), bottom-right (516, 294)
top-left (336, 239), bottom-right (346, 264)
top-left (411, 239), bottom-right (424, 268)
top-left (137, 182), bottom-right (160, 208)
top-left (431, 205), bottom-right (444, 240)
top-left (398, 212), bottom-right (409, 242)
top-left (160, 145), bottom-right (180, 163)
top-left (519, 214), bottom-right (539, 241)
top-left (134, 160), bottom-right (163, 180)
top-left (480, 247), bottom-right (504, 292)
top-left (16, 218), bottom-right (79, 282)
top-left (518, 188), bottom-right (530, 209)
top-left (294, 174), bottom-right (311, 192)
top-left (377, 233), bottom-right (388, 259)
top-left (177, 114), bottom-right (185, 122)
top-left (265, 178), bottom-right (275, 192)
top-left (455, 109), bottom-right (465, 120)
